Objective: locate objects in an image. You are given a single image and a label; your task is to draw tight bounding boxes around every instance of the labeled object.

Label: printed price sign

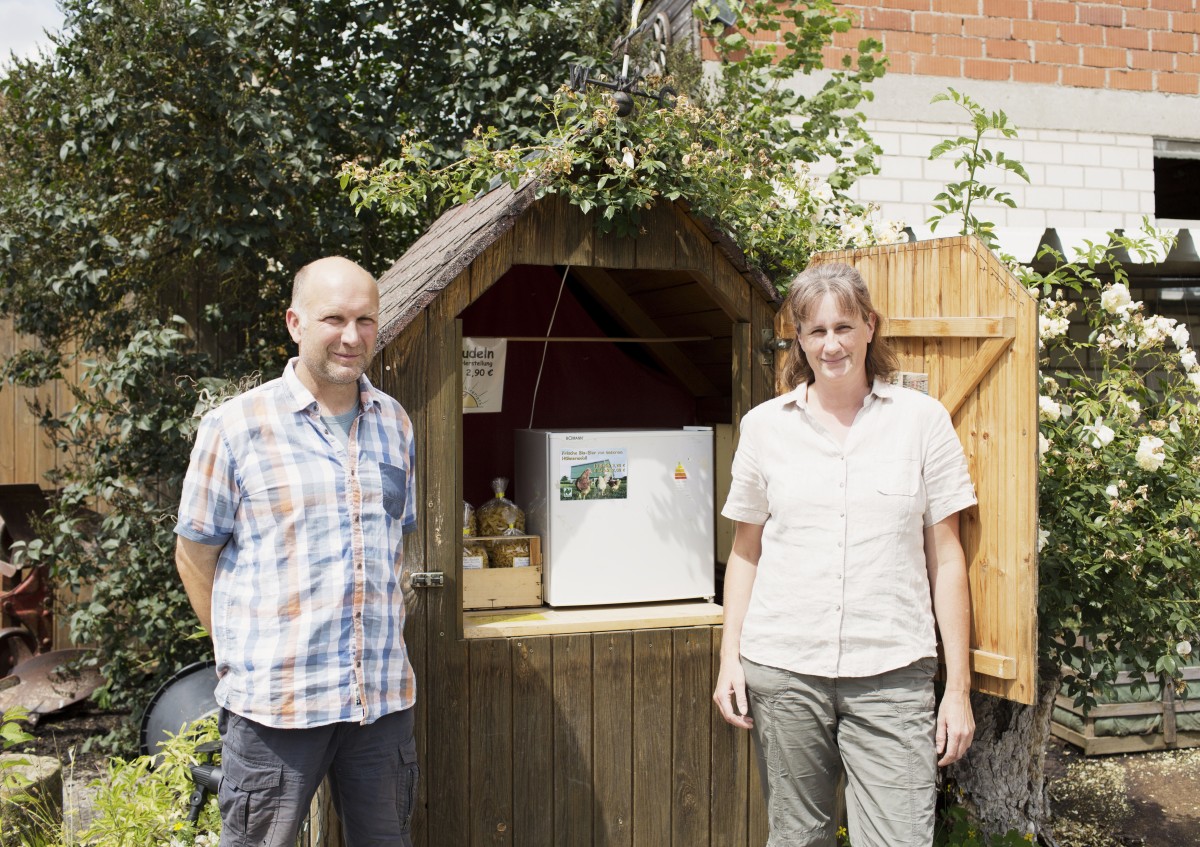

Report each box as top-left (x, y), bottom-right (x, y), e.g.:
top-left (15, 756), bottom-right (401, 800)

top-left (462, 337), bottom-right (507, 414)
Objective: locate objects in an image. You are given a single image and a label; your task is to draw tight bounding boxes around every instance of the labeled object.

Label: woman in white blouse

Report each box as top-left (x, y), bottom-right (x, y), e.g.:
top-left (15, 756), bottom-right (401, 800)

top-left (713, 262), bottom-right (977, 847)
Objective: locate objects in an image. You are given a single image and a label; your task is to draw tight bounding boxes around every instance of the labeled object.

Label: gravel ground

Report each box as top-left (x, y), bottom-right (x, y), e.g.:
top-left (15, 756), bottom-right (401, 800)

top-left (1046, 737), bottom-right (1200, 846)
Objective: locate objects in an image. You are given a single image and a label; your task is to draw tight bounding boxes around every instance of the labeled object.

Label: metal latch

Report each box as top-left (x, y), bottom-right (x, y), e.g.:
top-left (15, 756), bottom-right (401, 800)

top-left (410, 572), bottom-right (445, 588)
top-left (761, 329), bottom-right (792, 364)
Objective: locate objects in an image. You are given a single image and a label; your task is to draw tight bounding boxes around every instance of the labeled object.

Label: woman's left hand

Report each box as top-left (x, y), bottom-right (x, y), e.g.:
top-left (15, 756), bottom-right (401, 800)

top-left (936, 689), bottom-right (975, 766)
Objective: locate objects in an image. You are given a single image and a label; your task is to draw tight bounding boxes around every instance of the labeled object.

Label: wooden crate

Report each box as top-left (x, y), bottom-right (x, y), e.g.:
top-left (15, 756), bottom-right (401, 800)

top-left (462, 535), bottom-right (543, 610)
top-left (1051, 665), bottom-right (1200, 756)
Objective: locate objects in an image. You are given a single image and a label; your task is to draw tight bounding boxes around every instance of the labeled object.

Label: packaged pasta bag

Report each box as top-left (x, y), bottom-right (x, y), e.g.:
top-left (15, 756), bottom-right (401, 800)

top-left (462, 500), bottom-right (488, 569)
top-left (490, 523), bottom-right (531, 569)
top-left (477, 476), bottom-right (525, 537)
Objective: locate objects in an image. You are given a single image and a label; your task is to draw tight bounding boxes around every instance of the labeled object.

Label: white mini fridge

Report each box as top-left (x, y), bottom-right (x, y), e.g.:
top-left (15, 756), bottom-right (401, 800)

top-left (515, 428), bottom-right (715, 607)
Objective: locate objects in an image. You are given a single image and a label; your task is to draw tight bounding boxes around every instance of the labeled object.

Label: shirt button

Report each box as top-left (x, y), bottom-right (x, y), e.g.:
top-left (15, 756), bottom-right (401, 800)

top-left (839, 483), bottom-right (844, 488)
top-left (837, 542), bottom-right (843, 548)
top-left (834, 605), bottom-right (841, 612)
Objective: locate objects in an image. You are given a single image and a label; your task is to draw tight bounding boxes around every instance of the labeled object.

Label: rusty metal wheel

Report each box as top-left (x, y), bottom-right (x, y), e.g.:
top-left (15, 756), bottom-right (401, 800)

top-left (0, 627), bottom-right (37, 677)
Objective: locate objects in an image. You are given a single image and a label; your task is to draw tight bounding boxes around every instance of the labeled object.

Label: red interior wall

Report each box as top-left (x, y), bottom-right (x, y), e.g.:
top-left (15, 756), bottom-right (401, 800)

top-left (458, 265), bottom-right (697, 508)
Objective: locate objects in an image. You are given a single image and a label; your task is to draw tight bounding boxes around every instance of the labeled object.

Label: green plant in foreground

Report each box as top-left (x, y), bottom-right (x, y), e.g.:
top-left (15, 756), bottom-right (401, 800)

top-left (75, 716), bottom-right (222, 847)
top-left (1, 714), bottom-right (221, 847)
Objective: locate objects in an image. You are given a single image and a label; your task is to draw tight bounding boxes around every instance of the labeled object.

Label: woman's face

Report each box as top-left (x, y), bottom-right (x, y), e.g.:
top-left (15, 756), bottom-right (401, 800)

top-left (798, 292), bottom-right (876, 386)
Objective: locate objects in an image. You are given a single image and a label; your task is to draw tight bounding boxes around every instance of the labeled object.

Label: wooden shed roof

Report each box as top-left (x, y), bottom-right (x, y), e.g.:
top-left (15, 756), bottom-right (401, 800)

top-left (376, 179), bottom-right (779, 348)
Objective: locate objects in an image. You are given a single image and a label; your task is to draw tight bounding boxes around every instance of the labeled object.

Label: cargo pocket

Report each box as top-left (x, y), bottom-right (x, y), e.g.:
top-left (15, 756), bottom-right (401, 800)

top-left (218, 746), bottom-right (283, 846)
top-left (380, 461), bottom-right (408, 521)
top-left (397, 735), bottom-right (420, 833)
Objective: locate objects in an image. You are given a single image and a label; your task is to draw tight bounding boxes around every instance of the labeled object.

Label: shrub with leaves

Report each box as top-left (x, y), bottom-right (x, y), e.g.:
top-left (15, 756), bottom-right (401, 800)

top-left (1027, 232), bottom-right (1200, 707)
top-left (343, 0), bottom-right (900, 282)
top-left (0, 0), bottom-right (625, 749)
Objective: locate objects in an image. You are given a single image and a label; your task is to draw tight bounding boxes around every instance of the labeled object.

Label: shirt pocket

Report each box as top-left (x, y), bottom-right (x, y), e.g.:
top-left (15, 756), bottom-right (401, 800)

top-left (379, 462), bottom-right (408, 521)
top-left (875, 458), bottom-right (918, 496)
top-left (873, 458), bottom-right (920, 535)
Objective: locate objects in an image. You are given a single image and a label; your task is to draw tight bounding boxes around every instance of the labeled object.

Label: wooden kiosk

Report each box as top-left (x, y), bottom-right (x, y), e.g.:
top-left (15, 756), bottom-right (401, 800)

top-left (368, 177), bottom-right (1038, 846)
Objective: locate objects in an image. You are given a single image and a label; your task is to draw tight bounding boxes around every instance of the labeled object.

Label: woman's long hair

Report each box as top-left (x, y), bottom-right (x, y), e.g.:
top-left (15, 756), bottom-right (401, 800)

top-left (779, 262), bottom-right (900, 390)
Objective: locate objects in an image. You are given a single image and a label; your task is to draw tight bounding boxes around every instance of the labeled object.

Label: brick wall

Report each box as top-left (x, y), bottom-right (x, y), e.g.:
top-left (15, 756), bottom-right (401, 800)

top-left (832, 0), bottom-right (1197, 94)
top-left (701, 0), bottom-right (1200, 96)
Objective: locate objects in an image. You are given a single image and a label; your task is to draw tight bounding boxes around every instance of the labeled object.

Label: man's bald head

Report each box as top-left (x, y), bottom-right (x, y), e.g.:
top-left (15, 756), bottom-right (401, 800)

top-left (291, 256), bottom-right (377, 313)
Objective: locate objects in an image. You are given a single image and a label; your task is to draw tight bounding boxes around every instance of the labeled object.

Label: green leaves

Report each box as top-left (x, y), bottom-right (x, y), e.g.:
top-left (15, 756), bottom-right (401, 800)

top-left (346, 1), bottom-right (893, 285)
top-left (926, 87), bottom-right (1030, 250)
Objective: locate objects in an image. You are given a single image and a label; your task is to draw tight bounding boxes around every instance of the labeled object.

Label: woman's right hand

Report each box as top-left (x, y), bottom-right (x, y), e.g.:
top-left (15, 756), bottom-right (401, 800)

top-left (712, 655), bottom-right (754, 729)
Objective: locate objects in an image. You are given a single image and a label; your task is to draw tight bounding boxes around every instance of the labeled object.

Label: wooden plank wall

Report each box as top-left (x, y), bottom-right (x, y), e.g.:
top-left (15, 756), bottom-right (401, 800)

top-left (378, 317), bottom-right (768, 846)
top-left (374, 229), bottom-right (777, 845)
top-left (0, 318), bottom-right (79, 488)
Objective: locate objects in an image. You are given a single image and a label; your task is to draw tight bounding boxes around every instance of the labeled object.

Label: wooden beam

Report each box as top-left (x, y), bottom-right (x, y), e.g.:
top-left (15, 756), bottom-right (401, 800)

top-left (884, 316), bottom-right (1016, 338)
top-left (940, 336), bottom-right (1015, 418)
top-left (571, 266), bottom-right (720, 397)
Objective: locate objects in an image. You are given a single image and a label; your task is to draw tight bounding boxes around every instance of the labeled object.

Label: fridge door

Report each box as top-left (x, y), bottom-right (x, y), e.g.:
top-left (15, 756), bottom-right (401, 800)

top-left (520, 429), bottom-right (714, 606)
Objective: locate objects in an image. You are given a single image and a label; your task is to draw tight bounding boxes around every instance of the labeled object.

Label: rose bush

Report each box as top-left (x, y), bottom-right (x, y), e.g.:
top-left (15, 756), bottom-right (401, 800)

top-left (1025, 230), bottom-right (1200, 707)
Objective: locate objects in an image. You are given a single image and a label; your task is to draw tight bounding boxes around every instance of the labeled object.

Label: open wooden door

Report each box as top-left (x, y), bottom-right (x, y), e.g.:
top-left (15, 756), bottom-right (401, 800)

top-left (775, 236), bottom-right (1039, 705)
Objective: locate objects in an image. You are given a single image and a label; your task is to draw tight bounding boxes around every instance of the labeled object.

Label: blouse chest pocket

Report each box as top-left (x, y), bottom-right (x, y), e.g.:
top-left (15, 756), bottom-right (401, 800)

top-left (379, 462), bottom-right (408, 521)
top-left (874, 458), bottom-right (919, 497)
top-left (870, 457), bottom-right (921, 537)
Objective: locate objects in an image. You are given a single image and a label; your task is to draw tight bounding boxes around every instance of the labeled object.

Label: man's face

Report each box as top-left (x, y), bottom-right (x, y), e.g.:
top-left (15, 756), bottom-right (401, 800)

top-left (286, 266), bottom-right (380, 390)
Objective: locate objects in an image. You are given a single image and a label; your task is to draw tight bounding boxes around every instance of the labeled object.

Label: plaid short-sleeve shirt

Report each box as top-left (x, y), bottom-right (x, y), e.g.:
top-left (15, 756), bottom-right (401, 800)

top-left (176, 361), bottom-right (417, 728)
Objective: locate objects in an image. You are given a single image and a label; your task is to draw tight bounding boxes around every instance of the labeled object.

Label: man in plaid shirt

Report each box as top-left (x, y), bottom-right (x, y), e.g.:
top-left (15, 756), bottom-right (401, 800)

top-left (176, 256), bottom-right (419, 846)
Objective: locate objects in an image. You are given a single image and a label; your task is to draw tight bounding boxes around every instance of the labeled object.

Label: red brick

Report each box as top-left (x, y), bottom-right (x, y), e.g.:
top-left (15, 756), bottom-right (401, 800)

top-left (1061, 24), bottom-right (1106, 44)
top-left (885, 52), bottom-right (916, 73)
top-left (938, 34), bottom-right (984, 55)
top-left (1105, 27), bottom-right (1149, 49)
top-left (883, 0), bottom-right (932, 10)
top-left (1013, 20), bottom-right (1058, 40)
top-left (888, 31), bottom-right (936, 53)
top-left (931, 0), bottom-right (981, 12)
top-left (1078, 4), bottom-right (1124, 26)
top-left (1155, 30), bottom-right (1196, 52)
top-left (983, 0), bottom-right (1031, 15)
top-left (1150, 0), bottom-right (1193, 9)
top-left (864, 8), bottom-right (914, 29)
top-left (1033, 1), bottom-right (1078, 22)
top-left (1157, 71), bottom-right (1200, 94)
top-left (963, 16), bottom-right (1013, 37)
top-left (1035, 42), bottom-right (1081, 64)
top-left (1177, 53), bottom-right (1200, 72)
top-left (1119, 0), bottom-right (1148, 6)
top-left (1177, 13), bottom-right (1200, 33)
top-left (1082, 46), bottom-right (1128, 67)
top-left (963, 58), bottom-right (1012, 79)
top-left (1130, 49), bottom-right (1175, 70)
top-left (1013, 62), bottom-right (1061, 83)
top-left (913, 12), bottom-right (963, 33)
top-left (1109, 68), bottom-right (1155, 89)
top-left (986, 39), bottom-right (1031, 60)
top-left (1062, 66), bottom-right (1107, 87)
top-left (1126, 8), bottom-right (1171, 27)
top-left (913, 53), bottom-right (965, 75)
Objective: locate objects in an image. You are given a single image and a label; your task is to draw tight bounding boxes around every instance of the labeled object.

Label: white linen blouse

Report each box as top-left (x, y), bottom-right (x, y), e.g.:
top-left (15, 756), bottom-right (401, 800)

top-left (722, 379), bottom-right (977, 678)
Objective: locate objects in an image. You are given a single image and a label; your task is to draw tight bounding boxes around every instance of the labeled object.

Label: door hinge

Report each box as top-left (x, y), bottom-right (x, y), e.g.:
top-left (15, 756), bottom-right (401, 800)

top-left (410, 572), bottom-right (445, 588)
